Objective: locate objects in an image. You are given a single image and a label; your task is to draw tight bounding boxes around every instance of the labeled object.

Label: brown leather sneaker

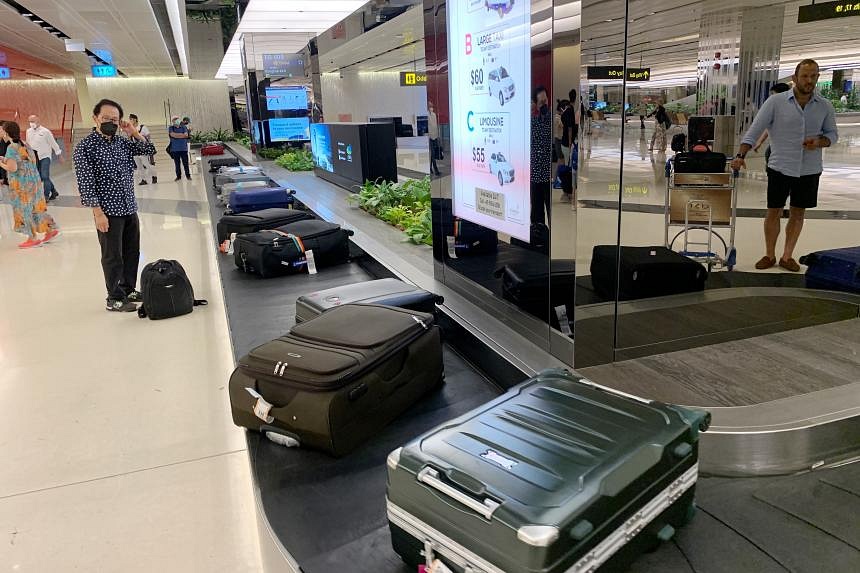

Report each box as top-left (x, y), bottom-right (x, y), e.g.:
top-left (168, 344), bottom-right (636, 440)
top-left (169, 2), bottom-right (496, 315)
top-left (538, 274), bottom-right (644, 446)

top-left (779, 257), bottom-right (801, 272)
top-left (755, 256), bottom-right (776, 270)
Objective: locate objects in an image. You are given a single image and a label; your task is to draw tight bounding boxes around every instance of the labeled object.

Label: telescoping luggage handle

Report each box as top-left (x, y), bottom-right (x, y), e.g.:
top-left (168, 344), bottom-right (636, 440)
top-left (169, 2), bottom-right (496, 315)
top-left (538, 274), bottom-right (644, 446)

top-left (417, 467), bottom-right (500, 520)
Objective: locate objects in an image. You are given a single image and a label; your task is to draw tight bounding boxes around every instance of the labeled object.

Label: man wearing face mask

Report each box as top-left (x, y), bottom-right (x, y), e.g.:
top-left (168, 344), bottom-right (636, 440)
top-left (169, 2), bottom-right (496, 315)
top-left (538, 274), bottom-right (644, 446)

top-left (73, 98), bottom-right (157, 312)
top-left (26, 115), bottom-right (62, 201)
top-left (168, 115), bottom-right (192, 181)
top-left (530, 85), bottom-right (553, 226)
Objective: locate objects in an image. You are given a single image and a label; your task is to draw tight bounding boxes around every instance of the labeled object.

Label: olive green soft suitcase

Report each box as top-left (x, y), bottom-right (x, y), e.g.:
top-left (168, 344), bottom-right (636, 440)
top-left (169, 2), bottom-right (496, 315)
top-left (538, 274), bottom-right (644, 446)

top-left (386, 369), bottom-right (710, 572)
top-left (229, 304), bottom-right (443, 456)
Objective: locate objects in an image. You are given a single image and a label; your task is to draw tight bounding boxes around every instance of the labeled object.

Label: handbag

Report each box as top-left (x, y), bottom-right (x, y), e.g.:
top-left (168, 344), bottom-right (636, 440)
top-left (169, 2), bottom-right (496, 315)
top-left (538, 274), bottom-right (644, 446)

top-left (165, 143), bottom-right (174, 159)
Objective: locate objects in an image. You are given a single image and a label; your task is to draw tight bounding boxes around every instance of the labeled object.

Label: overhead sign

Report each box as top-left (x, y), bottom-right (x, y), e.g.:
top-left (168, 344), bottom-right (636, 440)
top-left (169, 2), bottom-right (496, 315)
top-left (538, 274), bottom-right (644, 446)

top-left (262, 53), bottom-right (303, 77)
top-left (798, 1), bottom-right (860, 23)
top-left (91, 65), bottom-right (117, 77)
top-left (400, 71), bottom-right (427, 86)
top-left (448, 0), bottom-right (531, 242)
top-left (587, 66), bottom-right (651, 81)
top-left (0, 67), bottom-right (10, 80)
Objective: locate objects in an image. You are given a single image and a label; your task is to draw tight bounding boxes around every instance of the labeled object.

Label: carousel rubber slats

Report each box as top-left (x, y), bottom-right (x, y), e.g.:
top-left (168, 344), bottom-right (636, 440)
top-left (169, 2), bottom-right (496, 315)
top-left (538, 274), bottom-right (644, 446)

top-left (228, 304), bottom-right (444, 456)
top-left (387, 368), bottom-right (710, 573)
top-left (295, 278), bottom-right (442, 322)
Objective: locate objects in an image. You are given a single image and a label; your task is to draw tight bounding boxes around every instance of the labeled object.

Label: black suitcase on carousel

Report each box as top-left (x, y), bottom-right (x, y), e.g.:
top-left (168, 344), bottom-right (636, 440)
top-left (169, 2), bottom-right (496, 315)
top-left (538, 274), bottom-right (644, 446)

top-left (208, 157), bottom-right (240, 172)
top-left (495, 260), bottom-right (575, 326)
top-left (217, 208), bottom-right (313, 243)
top-left (234, 220), bottom-right (352, 278)
top-left (591, 245), bottom-right (707, 300)
top-left (387, 369), bottom-right (710, 573)
top-left (295, 278), bottom-right (442, 323)
top-left (229, 304), bottom-right (444, 456)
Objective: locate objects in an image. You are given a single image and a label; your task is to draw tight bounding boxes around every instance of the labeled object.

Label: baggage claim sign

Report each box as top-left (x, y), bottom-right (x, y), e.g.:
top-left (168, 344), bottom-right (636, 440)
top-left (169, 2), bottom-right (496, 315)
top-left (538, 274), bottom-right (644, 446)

top-left (448, 0), bottom-right (531, 242)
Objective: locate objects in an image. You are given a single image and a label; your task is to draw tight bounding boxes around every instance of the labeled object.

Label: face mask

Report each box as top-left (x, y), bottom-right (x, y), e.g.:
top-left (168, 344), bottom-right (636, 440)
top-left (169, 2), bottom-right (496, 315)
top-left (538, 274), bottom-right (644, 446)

top-left (173, 120), bottom-right (181, 126)
top-left (539, 104), bottom-right (549, 116)
top-left (29, 122), bottom-right (37, 129)
top-left (100, 121), bottom-right (118, 137)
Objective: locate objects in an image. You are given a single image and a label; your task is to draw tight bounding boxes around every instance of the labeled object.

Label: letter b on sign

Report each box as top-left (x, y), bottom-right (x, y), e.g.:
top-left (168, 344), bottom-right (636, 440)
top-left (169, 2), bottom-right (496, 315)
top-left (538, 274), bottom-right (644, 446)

top-left (465, 34), bottom-right (472, 55)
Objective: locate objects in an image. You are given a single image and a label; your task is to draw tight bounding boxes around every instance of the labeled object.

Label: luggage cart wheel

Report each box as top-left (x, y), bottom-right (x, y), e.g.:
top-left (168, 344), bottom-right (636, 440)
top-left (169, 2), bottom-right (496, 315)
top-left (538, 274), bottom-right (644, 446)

top-left (727, 247), bottom-right (737, 271)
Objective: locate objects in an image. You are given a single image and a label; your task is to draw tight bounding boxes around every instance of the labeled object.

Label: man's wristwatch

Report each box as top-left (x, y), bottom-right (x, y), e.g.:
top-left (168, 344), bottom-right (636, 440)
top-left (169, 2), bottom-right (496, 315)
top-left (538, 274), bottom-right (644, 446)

top-left (735, 153), bottom-right (746, 159)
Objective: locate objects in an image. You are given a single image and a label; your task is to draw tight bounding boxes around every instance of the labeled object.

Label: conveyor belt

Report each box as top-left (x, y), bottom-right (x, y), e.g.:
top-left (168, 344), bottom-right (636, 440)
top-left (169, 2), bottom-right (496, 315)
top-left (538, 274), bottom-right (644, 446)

top-left (204, 152), bottom-right (860, 573)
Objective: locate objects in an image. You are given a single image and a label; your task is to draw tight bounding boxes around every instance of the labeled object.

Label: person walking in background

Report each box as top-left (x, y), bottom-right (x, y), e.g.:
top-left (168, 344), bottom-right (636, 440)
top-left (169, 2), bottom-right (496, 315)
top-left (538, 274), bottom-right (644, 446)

top-left (0, 121), bottom-right (59, 249)
top-left (530, 85), bottom-right (553, 226)
top-left (26, 114), bottom-right (62, 201)
top-left (168, 115), bottom-right (191, 181)
top-left (648, 101), bottom-right (670, 152)
top-left (635, 101), bottom-right (648, 129)
top-left (560, 89), bottom-right (579, 203)
top-left (74, 98), bottom-right (156, 312)
top-left (732, 59), bottom-right (838, 273)
top-left (553, 99), bottom-right (566, 189)
top-left (752, 83), bottom-right (792, 165)
top-left (129, 114), bottom-right (157, 185)
top-left (428, 102), bottom-right (441, 176)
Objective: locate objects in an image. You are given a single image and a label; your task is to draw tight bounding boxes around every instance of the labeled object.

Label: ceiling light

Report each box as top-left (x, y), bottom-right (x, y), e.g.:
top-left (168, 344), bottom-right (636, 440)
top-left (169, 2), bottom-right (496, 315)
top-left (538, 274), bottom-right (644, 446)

top-left (33, 19), bottom-right (43, 23)
top-left (605, 19), bottom-right (613, 22)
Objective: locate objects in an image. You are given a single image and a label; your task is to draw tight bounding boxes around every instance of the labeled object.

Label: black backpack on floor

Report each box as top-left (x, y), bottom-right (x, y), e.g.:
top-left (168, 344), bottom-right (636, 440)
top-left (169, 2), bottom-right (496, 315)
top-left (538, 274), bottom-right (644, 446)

top-left (138, 259), bottom-right (207, 320)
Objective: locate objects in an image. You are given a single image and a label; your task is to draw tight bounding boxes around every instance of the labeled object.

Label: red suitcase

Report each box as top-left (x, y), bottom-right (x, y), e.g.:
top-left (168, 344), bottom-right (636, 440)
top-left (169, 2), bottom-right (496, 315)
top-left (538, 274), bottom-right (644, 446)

top-left (201, 143), bottom-right (226, 156)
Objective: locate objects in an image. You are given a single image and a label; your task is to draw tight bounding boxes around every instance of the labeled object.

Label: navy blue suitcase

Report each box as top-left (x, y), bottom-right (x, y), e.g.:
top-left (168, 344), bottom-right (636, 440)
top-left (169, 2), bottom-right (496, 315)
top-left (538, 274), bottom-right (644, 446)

top-left (229, 187), bottom-right (295, 214)
top-left (800, 247), bottom-right (860, 293)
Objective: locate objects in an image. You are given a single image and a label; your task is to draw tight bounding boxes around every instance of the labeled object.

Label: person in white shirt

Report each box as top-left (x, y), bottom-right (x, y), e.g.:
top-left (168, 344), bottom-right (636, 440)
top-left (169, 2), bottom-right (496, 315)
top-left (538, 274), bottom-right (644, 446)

top-left (26, 115), bottom-right (62, 200)
top-left (129, 114), bottom-right (156, 185)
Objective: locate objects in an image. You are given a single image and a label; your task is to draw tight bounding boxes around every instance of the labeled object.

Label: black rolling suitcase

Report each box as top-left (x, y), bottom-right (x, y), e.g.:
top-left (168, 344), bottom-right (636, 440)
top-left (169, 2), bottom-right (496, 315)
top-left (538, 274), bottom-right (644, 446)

top-left (591, 245), bottom-right (707, 300)
top-left (208, 157), bottom-right (239, 172)
top-left (234, 219), bottom-right (352, 277)
top-left (217, 208), bottom-right (313, 243)
top-left (295, 278), bottom-right (443, 322)
top-left (673, 150), bottom-right (726, 173)
top-left (454, 219), bottom-right (498, 256)
top-left (387, 368), bottom-right (710, 573)
top-left (800, 247), bottom-right (860, 293)
top-left (495, 260), bottom-right (575, 326)
top-left (229, 304), bottom-right (444, 456)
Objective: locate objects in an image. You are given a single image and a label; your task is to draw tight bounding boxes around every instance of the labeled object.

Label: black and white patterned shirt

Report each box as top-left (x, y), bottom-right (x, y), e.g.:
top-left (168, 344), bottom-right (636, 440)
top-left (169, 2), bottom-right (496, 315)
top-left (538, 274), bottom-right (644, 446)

top-left (531, 111), bottom-right (553, 183)
top-left (74, 130), bottom-right (156, 216)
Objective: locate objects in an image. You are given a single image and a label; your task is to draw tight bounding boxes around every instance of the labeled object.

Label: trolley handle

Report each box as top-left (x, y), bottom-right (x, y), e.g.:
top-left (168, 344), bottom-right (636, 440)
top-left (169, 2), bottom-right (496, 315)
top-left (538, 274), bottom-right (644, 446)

top-left (417, 467), bottom-right (500, 520)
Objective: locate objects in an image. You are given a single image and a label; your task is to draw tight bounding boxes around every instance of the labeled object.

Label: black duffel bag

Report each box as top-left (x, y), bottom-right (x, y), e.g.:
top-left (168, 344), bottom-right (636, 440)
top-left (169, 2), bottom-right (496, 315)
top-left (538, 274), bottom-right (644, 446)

top-left (674, 150), bottom-right (726, 173)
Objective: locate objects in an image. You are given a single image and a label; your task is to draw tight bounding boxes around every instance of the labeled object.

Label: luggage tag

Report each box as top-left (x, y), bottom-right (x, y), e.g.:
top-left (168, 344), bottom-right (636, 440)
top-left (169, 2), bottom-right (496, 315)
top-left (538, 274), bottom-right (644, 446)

top-left (245, 388), bottom-right (274, 423)
top-left (305, 249), bottom-right (318, 275)
top-left (554, 305), bottom-right (572, 335)
top-left (446, 236), bottom-right (458, 259)
top-left (227, 233), bottom-right (237, 255)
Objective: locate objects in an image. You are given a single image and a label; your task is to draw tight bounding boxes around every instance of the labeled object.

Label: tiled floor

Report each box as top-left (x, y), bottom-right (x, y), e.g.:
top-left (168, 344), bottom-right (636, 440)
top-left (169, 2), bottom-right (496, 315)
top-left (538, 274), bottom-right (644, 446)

top-left (0, 161), bottom-right (262, 571)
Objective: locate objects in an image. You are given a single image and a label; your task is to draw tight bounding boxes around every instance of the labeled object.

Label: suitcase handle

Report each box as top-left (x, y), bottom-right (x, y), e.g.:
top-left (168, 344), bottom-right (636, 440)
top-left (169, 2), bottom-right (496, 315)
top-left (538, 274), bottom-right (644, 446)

top-left (417, 467), bottom-right (500, 520)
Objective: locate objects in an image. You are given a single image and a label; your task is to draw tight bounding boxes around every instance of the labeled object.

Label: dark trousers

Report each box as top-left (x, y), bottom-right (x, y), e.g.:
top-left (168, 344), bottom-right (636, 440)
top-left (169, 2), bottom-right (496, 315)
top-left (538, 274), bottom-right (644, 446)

top-left (38, 157), bottom-right (55, 198)
top-left (97, 214), bottom-right (140, 301)
top-left (429, 138), bottom-right (440, 175)
top-left (530, 181), bottom-right (551, 226)
top-left (173, 150), bottom-right (191, 178)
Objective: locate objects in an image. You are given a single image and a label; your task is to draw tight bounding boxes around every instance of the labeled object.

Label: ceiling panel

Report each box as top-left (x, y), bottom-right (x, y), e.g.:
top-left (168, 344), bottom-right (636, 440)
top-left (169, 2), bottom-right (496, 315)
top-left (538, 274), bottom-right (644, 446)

top-left (14, 0), bottom-right (177, 76)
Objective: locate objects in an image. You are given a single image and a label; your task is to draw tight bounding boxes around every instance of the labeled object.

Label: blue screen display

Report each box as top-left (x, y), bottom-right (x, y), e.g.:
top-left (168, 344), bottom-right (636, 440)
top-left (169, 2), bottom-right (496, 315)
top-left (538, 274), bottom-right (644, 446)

top-left (265, 87), bottom-right (308, 111)
top-left (269, 117), bottom-right (310, 142)
top-left (310, 124), bottom-right (333, 172)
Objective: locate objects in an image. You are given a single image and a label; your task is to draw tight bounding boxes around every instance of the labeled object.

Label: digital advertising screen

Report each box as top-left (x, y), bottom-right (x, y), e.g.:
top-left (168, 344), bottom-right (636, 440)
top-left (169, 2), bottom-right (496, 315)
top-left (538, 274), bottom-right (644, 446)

top-left (329, 124), bottom-right (363, 183)
top-left (310, 124), bottom-right (334, 173)
top-left (269, 117), bottom-right (310, 142)
top-left (265, 87), bottom-right (309, 111)
top-left (448, 0), bottom-right (531, 242)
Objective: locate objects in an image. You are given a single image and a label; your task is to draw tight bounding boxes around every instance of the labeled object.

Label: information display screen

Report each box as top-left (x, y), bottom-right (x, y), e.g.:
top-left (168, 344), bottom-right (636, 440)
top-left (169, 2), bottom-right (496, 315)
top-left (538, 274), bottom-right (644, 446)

top-left (269, 117), bottom-right (310, 142)
top-left (311, 124), bottom-right (334, 173)
top-left (448, 0), bottom-right (531, 241)
top-left (265, 87), bottom-right (308, 111)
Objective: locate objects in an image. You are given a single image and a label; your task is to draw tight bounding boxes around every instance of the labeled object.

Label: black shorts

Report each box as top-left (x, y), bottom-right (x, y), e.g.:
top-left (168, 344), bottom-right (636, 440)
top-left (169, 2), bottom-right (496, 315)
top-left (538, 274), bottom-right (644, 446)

top-left (766, 168), bottom-right (820, 209)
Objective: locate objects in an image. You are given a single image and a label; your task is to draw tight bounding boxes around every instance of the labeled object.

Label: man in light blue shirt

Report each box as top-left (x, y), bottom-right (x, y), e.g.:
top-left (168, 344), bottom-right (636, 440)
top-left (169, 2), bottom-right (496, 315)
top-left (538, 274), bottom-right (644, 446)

top-left (731, 59), bottom-right (838, 272)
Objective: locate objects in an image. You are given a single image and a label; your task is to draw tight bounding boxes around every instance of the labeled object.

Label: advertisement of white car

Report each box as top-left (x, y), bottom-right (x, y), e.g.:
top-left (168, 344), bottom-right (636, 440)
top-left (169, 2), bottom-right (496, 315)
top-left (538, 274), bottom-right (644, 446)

top-left (448, 0), bottom-right (531, 241)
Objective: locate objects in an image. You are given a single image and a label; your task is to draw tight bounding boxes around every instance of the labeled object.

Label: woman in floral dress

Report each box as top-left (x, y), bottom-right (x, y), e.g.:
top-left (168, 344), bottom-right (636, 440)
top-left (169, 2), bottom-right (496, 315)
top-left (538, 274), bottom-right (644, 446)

top-left (0, 120), bottom-right (59, 248)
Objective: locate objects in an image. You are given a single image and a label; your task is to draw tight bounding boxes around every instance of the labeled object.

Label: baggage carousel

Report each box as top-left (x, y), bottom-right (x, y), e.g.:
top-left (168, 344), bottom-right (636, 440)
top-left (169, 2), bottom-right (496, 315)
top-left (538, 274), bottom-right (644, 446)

top-left (204, 149), bottom-right (860, 572)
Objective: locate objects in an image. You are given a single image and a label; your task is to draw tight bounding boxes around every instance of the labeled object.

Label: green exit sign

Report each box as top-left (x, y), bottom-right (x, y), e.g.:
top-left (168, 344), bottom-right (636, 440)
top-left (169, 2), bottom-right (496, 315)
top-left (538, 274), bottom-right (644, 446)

top-left (798, 1), bottom-right (860, 23)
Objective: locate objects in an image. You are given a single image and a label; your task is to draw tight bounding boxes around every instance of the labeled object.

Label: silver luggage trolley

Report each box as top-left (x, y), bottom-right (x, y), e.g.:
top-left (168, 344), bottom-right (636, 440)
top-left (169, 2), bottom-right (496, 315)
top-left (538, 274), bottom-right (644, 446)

top-left (664, 158), bottom-right (738, 270)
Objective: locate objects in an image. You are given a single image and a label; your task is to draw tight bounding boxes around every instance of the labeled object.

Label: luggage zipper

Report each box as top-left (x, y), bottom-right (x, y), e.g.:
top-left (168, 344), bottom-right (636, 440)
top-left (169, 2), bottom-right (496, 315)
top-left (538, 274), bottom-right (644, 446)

top-left (251, 319), bottom-right (433, 390)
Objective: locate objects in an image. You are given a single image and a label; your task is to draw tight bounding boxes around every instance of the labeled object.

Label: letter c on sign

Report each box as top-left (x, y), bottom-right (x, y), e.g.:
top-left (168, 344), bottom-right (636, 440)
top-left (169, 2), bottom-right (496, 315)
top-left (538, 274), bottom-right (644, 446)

top-left (467, 111), bottom-right (475, 132)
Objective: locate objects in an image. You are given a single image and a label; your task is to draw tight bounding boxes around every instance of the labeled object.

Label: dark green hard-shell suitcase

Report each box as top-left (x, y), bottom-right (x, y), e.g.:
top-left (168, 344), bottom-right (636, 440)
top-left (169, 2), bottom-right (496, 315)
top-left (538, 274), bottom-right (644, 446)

top-left (386, 369), bottom-right (710, 572)
top-left (229, 304), bottom-right (444, 456)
